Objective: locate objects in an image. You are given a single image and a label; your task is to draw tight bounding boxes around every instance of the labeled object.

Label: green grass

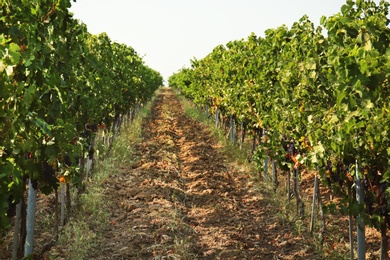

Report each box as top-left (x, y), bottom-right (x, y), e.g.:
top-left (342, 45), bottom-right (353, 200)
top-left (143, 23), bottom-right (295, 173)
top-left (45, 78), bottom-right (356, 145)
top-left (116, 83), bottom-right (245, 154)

top-left (57, 219), bottom-right (97, 260)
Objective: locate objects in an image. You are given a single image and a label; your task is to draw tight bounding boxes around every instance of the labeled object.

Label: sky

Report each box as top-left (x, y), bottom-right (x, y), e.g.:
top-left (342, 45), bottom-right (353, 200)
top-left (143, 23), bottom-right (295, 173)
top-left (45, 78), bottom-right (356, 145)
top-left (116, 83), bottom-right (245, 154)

top-left (69, 0), bottom-right (382, 84)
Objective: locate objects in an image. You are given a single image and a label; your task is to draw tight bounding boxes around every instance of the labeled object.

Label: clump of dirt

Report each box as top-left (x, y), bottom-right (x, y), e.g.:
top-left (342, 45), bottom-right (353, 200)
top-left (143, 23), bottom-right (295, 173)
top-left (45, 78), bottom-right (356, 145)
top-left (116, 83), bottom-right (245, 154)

top-left (81, 87), bottom-right (320, 259)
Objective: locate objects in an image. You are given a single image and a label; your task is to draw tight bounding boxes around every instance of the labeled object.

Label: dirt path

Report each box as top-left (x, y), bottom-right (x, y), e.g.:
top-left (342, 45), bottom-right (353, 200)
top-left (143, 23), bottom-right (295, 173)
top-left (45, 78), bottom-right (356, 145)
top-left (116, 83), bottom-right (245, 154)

top-left (89, 87), bottom-right (319, 259)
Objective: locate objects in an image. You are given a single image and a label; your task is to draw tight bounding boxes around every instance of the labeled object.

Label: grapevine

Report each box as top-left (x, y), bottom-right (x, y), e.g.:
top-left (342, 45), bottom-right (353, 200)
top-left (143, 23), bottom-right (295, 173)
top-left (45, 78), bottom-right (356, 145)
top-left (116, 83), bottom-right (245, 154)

top-left (1, 0), bottom-right (162, 256)
top-left (170, 0), bottom-right (390, 256)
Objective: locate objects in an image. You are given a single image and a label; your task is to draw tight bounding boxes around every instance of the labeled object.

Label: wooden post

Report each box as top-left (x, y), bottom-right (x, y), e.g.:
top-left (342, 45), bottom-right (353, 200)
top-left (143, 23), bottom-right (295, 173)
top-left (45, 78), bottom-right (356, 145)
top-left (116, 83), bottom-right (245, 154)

top-left (287, 170), bottom-right (291, 200)
top-left (348, 185), bottom-right (354, 260)
top-left (317, 180), bottom-right (326, 244)
top-left (263, 129), bottom-right (268, 182)
top-left (380, 215), bottom-right (389, 260)
top-left (215, 107), bottom-right (219, 128)
top-left (12, 200), bottom-right (22, 260)
top-left (264, 156), bottom-right (268, 182)
top-left (293, 169), bottom-right (304, 217)
top-left (272, 160), bottom-right (278, 190)
top-left (355, 159), bottom-right (366, 260)
top-left (229, 115), bottom-right (235, 143)
top-left (310, 175), bottom-right (319, 232)
top-left (240, 122), bottom-right (246, 150)
top-left (60, 183), bottom-right (66, 226)
top-left (251, 133), bottom-right (257, 158)
top-left (66, 183), bottom-right (71, 222)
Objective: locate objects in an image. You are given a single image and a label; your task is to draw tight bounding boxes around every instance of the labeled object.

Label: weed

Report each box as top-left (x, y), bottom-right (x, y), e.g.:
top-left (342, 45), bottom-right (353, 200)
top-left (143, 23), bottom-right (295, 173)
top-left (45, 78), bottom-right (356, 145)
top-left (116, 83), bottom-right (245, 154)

top-left (58, 220), bottom-right (97, 260)
top-left (110, 102), bottom-right (153, 165)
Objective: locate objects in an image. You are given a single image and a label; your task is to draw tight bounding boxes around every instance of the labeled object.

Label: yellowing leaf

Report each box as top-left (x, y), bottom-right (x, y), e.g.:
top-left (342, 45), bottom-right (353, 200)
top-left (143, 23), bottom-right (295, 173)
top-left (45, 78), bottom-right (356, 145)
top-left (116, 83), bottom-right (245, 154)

top-left (313, 142), bottom-right (325, 158)
top-left (5, 65), bottom-right (14, 76)
top-left (365, 100), bottom-right (374, 109)
top-left (364, 40), bottom-right (372, 51)
top-left (308, 114), bottom-right (313, 123)
top-left (329, 114), bottom-right (339, 124)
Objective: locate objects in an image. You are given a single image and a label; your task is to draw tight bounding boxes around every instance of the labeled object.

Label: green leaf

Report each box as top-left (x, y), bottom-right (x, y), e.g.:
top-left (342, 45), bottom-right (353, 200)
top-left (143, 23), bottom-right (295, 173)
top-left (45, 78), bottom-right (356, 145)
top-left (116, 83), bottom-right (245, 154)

top-left (32, 118), bottom-right (53, 137)
top-left (24, 59), bottom-right (32, 67)
top-left (349, 95), bottom-right (356, 108)
top-left (8, 43), bottom-right (21, 63)
top-left (356, 32), bottom-right (363, 44)
top-left (23, 85), bottom-right (36, 109)
top-left (359, 60), bottom-right (368, 74)
top-left (320, 16), bottom-right (327, 26)
top-left (336, 89), bottom-right (346, 108)
top-left (24, 54), bottom-right (35, 67)
top-left (331, 141), bottom-right (338, 152)
top-left (341, 4), bottom-right (349, 14)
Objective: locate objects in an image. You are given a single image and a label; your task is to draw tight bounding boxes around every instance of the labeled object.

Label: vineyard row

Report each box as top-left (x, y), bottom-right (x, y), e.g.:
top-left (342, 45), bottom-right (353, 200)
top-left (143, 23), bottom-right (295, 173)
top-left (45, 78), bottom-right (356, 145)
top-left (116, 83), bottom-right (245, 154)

top-left (1, 0), bottom-right (163, 258)
top-left (169, 0), bottom-right (390, 258)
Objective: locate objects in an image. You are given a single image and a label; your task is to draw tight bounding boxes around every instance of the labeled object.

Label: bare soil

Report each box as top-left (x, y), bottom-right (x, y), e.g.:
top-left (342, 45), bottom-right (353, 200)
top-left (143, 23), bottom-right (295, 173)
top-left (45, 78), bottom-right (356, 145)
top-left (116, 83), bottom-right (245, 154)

top-left (80, 87), bottom-right (320, 259)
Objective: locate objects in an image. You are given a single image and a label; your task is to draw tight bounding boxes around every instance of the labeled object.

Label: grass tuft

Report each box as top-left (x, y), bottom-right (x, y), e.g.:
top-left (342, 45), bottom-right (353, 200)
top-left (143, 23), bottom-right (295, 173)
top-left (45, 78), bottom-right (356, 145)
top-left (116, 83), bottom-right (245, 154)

top-left (58, 220), bottom-right (97, 260)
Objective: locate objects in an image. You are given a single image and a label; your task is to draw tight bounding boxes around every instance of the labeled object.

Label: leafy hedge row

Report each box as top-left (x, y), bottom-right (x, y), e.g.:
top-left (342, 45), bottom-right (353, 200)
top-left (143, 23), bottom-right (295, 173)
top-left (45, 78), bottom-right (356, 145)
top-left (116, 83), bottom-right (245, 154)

top-left (1, 0), bottom-right (162, 229)
top-left (170, 0), bottom-right (390, 234)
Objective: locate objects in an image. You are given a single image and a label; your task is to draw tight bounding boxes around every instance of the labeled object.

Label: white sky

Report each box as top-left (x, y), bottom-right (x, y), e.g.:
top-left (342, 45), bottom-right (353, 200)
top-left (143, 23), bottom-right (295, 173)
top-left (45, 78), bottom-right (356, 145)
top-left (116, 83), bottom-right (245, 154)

top-left (69, 0), bottom-right (382, 83)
